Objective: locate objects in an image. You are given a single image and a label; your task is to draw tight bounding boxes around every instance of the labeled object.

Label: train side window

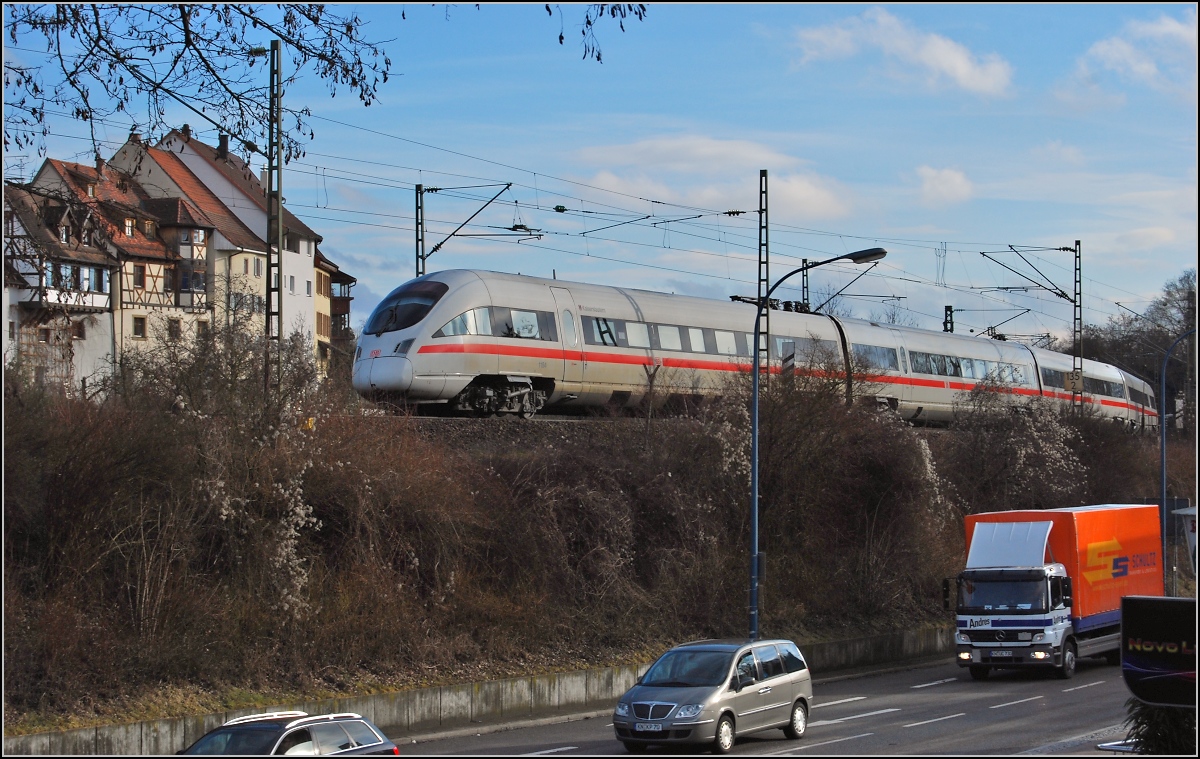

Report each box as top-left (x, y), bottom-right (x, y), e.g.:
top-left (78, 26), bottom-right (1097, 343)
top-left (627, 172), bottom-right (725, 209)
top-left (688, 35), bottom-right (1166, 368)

top-left (945, 356), bottom-right (963, 377)
top-left (714, 330), bottom-right (737, 356)
top-left (658, 325), bottom-right (682, 351)
top-left (626, 322), bottom-right (650, 348)
top-left (961, 357), bottom-right (976, 379)
top-left (435, 309), bottom-right (478, 337)
top-left (511, 309), bottom-right (542, 339)
top-left (852, 344), bottom-right (899, 371)
top-left (738, 333), bottom-right (753, 357)
top-left (975, 359), bottom-right (992, 380)
top-left (910, 351), bottom-right (931, 374)
top-left (537, 311), bottom-right (558, 342)
top-left (688, 328), bottom-right (706, 353)
top-left (584, 316), bottom-right (620, 347)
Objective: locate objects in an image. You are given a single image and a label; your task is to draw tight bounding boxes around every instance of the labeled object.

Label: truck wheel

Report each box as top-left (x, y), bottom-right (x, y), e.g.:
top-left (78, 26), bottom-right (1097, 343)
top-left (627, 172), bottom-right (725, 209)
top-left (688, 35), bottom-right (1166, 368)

top-left (1057, 641), bottom-right (1077, 679)
top-left (969, 665), bottom-right (990, 681)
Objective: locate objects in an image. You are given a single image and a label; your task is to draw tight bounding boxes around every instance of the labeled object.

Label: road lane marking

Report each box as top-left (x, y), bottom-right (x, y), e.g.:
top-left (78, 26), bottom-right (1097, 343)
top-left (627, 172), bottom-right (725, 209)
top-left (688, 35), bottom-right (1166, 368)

top-left (522, 748), bottom-right (578, 756)
top-left (911, 678), bottom-right (957, 689)
top-left (765, 732), bottom-right (874, 753)
top-left (1063, 680), bottom-right (1104, 692)
top-left (990, 696), bottom-right (1043, 709)
top-left (809, 708), bottom-right (900, 727)
top-left (904, 712), bottom-right (965, 727)
top-left (812, 696), bottom-right (867, 708)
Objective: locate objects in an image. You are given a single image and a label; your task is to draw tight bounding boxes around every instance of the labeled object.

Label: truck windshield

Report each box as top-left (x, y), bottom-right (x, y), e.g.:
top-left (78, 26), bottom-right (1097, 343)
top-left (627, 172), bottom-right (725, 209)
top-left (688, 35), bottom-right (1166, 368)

top-left (958, 578), bottom-right (1048, 613)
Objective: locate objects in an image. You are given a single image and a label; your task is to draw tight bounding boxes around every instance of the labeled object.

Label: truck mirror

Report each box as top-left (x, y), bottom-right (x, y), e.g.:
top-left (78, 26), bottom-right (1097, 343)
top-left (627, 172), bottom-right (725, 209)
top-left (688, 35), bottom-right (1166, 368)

top-left (942, 578), bottom-right (951, 610)
top-left (1062, 577), bottom-right (1073, 606)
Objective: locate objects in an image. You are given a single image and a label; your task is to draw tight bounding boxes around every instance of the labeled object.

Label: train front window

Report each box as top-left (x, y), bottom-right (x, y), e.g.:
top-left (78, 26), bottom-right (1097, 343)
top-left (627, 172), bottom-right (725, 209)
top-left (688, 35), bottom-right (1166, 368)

top-left (364, 281), bottom-right (449, 336)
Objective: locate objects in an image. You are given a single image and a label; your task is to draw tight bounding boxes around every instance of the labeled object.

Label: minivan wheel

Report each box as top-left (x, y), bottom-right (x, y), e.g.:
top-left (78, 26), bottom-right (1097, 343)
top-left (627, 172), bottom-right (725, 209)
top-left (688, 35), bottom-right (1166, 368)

top-left (713, 714), bottom-right (735, 754)
top-left (783, 701), bottom-right (808, 739)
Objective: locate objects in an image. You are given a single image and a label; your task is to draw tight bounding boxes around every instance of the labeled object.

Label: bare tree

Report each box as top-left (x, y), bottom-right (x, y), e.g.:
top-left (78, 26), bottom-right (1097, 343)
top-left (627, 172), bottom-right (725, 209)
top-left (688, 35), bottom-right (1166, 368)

top-left (5, 4), bottom-right (647, 161)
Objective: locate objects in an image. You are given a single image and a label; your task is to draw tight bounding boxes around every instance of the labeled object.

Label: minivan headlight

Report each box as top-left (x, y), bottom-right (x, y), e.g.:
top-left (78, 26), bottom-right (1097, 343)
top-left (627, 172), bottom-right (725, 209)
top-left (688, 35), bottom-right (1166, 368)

top-left (615, 703), bottom-right (629, 717)
top-left (675, 704), bottom-right (703, 719)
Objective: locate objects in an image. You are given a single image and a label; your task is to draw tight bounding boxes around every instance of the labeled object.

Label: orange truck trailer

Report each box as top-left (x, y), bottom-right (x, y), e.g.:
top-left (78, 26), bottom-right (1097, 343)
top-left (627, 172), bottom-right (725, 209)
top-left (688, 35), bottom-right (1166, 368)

top-left (943, 504), bottom-right (1163, 680)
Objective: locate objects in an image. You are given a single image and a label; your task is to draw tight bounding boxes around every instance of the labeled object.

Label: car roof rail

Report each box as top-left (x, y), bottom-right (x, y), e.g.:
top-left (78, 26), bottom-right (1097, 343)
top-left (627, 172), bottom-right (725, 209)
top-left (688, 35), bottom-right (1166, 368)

top-left (223, 711), bottom-right (309, 726)
top-left (286, 712), bottom-right (364, 729)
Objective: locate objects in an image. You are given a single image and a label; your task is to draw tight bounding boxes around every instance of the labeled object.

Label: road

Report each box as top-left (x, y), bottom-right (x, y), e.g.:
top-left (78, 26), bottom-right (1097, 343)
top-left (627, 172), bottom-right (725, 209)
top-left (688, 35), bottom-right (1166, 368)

top-left (404, 656), bottom-right (1131, 755)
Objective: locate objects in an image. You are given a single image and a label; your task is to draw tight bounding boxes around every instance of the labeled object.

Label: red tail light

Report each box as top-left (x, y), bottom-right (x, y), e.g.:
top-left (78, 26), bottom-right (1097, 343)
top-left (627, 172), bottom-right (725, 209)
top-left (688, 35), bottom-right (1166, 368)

top-left (392, 748), bottom-right (400, 755)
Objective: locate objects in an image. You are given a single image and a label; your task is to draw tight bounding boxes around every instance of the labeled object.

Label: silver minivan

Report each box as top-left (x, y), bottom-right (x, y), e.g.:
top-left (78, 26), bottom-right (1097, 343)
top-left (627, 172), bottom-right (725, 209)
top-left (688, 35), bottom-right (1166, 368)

top-left (612, 638), bottom-right (813, 754)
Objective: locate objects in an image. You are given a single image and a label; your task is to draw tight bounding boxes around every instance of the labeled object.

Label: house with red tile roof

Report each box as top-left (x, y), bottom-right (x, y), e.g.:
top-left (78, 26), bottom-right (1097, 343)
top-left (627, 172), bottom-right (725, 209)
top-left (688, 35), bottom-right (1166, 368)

top-left (108, 132), bottom-right (272, 336)
top-left (111, 127), bottom-right (355, 376)
top-left (4, 179), bottom-right (118, 395)
top-left (30, 156), bottom-right (213, 362)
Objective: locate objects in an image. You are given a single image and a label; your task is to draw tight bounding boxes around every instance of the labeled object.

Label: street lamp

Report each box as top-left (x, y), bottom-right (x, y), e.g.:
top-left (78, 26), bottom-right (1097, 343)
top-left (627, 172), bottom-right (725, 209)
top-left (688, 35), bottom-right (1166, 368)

top-left (749, 247), bottom-right (887, 641)
top-left (1160, 328), bottom-right (1194, 597)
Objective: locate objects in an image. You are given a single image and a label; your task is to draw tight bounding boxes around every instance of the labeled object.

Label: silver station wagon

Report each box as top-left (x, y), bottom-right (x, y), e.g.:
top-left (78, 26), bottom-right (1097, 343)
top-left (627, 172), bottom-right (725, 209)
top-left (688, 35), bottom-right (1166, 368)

top-left (612, 638), bottom-right (813, 754)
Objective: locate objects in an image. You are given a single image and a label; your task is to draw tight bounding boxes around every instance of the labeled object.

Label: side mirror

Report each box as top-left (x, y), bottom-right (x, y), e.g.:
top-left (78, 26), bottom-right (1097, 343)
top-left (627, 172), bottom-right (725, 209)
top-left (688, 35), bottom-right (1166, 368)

top-left (1062, 577), bottom-right (1073, 607)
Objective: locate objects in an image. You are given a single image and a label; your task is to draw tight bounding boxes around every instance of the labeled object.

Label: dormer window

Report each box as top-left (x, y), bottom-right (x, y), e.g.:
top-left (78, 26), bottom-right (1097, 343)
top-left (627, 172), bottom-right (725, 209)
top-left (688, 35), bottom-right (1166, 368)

top-left (81, 228), bottom-right (90, 245)
top-left (144, 220), bottom-right (154, 236)
top-left (59, 226), bottom-right (69, 243)
top-left (124, 218), bottom-right (134, 237)
top-left (86, 184), bottom-right (95, 197)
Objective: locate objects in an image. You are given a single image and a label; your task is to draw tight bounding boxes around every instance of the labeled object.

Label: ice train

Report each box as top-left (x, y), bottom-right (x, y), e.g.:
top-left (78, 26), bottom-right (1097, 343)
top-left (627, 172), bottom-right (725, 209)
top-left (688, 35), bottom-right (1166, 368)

top-left (352, 269), bottom-right (1158, 427)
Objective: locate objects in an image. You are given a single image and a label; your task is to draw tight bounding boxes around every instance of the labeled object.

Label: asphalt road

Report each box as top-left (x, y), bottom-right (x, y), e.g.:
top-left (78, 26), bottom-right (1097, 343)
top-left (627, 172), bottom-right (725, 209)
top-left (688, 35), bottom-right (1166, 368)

top-left (402, 656), bottom-right (1133, 756)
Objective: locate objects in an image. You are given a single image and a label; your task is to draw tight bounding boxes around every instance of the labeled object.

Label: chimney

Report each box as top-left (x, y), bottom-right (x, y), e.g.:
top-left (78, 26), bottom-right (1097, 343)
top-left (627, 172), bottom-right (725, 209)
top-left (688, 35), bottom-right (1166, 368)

top-left (94, 153), bottom-right (106, 176)
top-left (181, 123), bottom-right (191, 139)
top-left (129, 130), bottom-right (141, 144)
top-left (217, 133), bottom-right (229, 159)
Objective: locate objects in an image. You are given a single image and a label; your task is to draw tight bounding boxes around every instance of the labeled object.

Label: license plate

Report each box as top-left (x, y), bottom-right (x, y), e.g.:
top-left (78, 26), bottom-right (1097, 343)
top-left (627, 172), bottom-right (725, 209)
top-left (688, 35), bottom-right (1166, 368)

top-left (635, 723), bottom-right (663, 732)
top-left (991, 650), bottom-right (1013, 657)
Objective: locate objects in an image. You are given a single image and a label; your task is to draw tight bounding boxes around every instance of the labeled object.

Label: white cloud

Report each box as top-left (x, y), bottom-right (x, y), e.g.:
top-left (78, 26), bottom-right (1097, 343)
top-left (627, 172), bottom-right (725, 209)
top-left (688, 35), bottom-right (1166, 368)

top-left (1116, 226), bottom-right (1176, 251)
top-left (793, 7), bottom-right (1013, 96)
top-left (1065, 9), bottom-right (1197, 104)
top-left (917, 166), bottom-right (973, 207)
top-left (1032, 140), bottom-right (1085, 166)
top-left (577, 135), bottom-right (799, 176)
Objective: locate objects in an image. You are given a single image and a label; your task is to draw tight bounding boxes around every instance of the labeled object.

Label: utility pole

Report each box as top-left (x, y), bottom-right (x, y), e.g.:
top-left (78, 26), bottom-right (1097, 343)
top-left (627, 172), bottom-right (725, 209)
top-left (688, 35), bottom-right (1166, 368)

top-left (757, 170), bottom-right (769, 374)
top-left (264, 39), bottom-right (283, 394)
top-left (415, 184), bottom-right (426, 278)
top-left (1080, 240), bottom-right (1089, 413)
top-left (801, 259), bottom-right (810, 312)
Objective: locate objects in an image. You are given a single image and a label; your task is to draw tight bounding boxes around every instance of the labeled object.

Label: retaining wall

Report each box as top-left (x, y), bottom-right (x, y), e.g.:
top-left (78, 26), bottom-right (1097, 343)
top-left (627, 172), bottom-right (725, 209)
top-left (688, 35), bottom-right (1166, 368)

top-left (4, 625), bottom-right (955, 755)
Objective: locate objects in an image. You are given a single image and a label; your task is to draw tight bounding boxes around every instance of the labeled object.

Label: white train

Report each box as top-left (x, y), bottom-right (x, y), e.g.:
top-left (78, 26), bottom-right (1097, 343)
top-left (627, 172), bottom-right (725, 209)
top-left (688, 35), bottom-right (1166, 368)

top-left (352, 269), bottom-right (1158, 428)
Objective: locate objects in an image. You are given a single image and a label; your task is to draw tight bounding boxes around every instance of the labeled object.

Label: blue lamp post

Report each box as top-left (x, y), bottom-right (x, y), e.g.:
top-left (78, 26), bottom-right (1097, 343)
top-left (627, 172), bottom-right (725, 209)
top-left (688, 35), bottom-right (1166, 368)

top-left (749, 247), bottom-right (887, 641)
top-left (1159, 328), bottom-right (1194, 596)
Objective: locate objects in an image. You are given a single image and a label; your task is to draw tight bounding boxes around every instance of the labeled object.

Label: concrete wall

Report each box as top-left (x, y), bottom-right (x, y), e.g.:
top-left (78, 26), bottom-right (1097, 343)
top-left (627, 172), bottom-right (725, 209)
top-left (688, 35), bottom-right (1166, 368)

top-left (4, 625), bottom-right (954, 755)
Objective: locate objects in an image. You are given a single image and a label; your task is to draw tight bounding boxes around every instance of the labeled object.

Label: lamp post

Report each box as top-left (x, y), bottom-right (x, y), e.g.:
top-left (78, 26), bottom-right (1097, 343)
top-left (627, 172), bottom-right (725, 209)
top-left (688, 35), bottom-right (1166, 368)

top-left (749, 247), bottom-right (887, 641)
top-left (1160, 328), bottom-right (1194, 597)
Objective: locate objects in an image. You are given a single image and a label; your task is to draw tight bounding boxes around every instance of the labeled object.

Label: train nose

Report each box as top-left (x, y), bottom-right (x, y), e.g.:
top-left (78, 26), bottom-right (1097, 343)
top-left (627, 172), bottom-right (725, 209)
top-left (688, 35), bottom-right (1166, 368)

top-left (353, 355), bottom-right (414, 395)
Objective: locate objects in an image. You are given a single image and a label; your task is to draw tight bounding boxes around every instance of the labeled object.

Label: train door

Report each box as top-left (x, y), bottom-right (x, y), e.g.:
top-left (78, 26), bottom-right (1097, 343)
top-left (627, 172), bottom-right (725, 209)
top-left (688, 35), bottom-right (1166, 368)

top-left (886, 327), bottom-right (914, 414)
top-left (550, 287), bottom-right (585, 399)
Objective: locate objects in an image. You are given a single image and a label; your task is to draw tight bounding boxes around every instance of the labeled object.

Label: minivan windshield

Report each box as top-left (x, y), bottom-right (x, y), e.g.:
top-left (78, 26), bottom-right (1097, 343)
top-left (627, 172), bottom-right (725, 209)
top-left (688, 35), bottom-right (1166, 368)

top-left (641, 650), bottom-right (733, 687)
top-left (363, 280), bottom-right (449, 336)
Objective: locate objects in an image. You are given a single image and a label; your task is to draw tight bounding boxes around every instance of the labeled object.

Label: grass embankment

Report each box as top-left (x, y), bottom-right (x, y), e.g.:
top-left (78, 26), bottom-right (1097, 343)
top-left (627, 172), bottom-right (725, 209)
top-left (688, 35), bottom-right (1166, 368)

top-left (5, 368), bottom-right (1193, 736)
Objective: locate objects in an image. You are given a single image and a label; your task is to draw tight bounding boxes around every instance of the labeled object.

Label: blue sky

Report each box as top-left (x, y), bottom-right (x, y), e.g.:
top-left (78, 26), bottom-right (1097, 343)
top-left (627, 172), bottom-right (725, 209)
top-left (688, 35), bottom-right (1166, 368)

top-left (11, 4), bottom-right (1197, 342)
